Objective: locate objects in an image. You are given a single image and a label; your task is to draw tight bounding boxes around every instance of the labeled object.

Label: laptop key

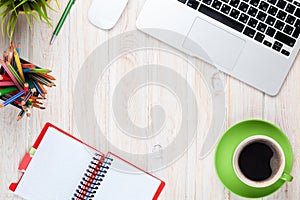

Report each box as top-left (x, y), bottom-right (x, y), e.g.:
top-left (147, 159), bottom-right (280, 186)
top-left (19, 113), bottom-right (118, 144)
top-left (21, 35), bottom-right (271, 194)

top-left (286, 15), bottom-right (296, 25)
top-left (250, 0), bottom-right (260, 6)
top-left (263, 40), bottom-right (272, 46)
top-left (203, 0), bottom-right (213, 5)
top-left (277, 10), bottom-right (287, 20)
top-left (230, 8), bottom-right (241, 18)
top-left (267, 0), bottom-right (277, 5)
top-left (268, 5), bottom-right (278, 15)
top-left (285, 3), bottom-right (296, 13)
top-left (277, 0), bottom-right (287, 9)
top-left (275, 20), bottom-right (285, 30)
top-left (248, 6), bottom-right (258, 16)
top-left (272, 41), bottom-right (283, 51)
top-left (257, 22), bottom-right (267, 32)
top-left (230, 0), bottom-right (240, 7)
top-left (212, 0), bottom-right (222, 9)
top-left (187, 0), bottom-right (200, 9)
top-left (255, 32), bottom-right (265, 42)
top-left (294, 1), bottom-right (300, 6)
top-left (221, 4), bottom-right (231, 14)
top-left (257, 11), bottom-right (267, 21)
top-left (281, 49), bottom-right (290, 56)
top-left (266, 16), bottom-right (276, 25)
top-left (293, 27), bottom-right (300, 38)
top-left (239, 2), bottom-right (249, 11)
top-left (259, 1), bottom-right (270, 11)
top-left (178, 0), bottom-right (188, 4)
top-left (283, 24), bottom-right (294, 34)
top-left (221, 0), bottom-right (230, 3)
top-left (295, 19), bottom-right (300, 28)
top-left (243, 26), bottom-right (256, 37)
top-left (266, 27), bottom-right (276, 36)
top-left (275, 31), bottom-right (296, 46)
top-left (239, 13), bottom-right (250, 23)
top-left (296, 8), bottom-right (300, 17)
top-left (248, 18), bottom-right (258, 28)
top-left (198, 4), bottom-right (245, 31)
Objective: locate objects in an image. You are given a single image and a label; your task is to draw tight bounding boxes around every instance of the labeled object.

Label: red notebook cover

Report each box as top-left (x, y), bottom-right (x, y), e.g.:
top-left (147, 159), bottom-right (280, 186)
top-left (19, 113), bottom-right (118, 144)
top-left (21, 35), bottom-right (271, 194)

top-left (9, 123), bottom-right (165, 200)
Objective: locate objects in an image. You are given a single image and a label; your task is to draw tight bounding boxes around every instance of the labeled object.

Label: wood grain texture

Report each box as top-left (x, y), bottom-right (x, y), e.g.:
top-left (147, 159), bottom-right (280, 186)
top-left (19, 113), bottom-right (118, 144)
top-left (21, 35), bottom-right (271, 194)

top-left (0, 0), bottom-right (299, 199)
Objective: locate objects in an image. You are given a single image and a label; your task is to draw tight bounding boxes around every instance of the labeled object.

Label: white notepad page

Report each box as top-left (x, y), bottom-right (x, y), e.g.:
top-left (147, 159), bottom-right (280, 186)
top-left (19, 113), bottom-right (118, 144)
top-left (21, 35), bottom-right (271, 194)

top-left (94, 153), bottom-right (163, 200)
top-left (14, 127), bottom-right (98, 200)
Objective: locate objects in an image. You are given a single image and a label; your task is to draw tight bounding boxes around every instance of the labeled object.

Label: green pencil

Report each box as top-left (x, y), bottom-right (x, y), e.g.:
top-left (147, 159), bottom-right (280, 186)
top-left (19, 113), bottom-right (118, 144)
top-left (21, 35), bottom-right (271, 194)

top-left (29, 68), bottom-right (52, 73)
top-left (0, 87), bottom-right (18, 96)
top-left (50, 0), bottom-right (76, 44)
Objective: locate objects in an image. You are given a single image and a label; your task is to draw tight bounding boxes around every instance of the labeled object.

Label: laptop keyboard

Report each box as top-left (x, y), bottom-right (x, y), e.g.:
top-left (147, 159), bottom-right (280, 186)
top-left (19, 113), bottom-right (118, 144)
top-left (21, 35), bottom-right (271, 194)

top-left (178, 0), bottom-right (300, 57)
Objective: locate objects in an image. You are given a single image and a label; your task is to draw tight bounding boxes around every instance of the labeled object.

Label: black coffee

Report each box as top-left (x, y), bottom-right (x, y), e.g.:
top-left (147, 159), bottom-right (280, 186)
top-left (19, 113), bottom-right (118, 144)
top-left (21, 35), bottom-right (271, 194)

top-left (238, 142), bottom-right (274, 181)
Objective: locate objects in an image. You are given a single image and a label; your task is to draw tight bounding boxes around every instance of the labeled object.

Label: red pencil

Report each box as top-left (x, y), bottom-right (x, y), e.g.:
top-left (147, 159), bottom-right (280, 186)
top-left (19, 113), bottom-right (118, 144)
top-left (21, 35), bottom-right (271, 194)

top-left (0, 74), bottom-right (11, 81)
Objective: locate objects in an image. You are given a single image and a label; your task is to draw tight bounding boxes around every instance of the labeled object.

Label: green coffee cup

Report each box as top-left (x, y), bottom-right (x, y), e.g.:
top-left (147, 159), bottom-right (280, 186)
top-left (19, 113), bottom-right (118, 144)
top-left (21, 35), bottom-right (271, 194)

top-left (215, 119), bottom-right (293, 198)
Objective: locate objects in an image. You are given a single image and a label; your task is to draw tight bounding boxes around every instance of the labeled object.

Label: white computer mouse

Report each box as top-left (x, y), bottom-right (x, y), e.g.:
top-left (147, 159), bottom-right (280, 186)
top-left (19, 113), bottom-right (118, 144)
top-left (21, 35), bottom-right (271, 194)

top-left (88, 0), bottom-right (128, 30)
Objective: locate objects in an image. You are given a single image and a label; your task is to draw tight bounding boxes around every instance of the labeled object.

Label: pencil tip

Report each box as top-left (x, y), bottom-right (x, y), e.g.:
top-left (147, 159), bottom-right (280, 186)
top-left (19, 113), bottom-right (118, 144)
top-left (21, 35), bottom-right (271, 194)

top-left (50, 35), bottom-right (56, 45)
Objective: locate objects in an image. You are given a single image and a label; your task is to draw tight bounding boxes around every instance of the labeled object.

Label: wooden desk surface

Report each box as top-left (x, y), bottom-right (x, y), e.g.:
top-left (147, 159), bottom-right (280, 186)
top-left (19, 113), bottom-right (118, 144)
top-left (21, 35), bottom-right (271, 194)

top-left (0, 0), bottom-right (299, 199)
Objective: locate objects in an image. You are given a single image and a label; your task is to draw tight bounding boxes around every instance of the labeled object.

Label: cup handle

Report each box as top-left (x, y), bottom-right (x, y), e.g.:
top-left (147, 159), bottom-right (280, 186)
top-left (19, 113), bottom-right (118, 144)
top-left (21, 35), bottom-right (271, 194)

top-left (280, 172), bottom-right (293, 182)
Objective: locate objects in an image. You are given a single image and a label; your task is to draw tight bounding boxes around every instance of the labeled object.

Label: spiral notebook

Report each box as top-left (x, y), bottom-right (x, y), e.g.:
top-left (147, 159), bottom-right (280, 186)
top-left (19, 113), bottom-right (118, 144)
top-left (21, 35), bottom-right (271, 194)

top-left (9, 123), bottom-right (165, 200)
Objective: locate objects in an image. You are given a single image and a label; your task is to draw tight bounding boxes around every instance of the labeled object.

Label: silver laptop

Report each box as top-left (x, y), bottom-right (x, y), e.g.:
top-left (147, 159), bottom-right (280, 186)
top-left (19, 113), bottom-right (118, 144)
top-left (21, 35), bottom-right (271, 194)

top-left (136, 0), bottom-right (300, 95)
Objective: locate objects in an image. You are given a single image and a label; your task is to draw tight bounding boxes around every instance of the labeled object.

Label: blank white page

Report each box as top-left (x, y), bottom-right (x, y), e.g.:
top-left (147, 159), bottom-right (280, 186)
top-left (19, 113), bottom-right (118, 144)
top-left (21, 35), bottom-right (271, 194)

top-left (94, 153), bottom-right (163, 200)
top-left (14, 127), bottom-right (99, 200)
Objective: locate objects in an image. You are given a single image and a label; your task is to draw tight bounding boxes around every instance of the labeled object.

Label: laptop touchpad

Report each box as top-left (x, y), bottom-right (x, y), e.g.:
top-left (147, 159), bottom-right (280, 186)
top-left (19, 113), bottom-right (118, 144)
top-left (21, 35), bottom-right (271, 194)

top-left (183, 17), bottom-right (245, 70)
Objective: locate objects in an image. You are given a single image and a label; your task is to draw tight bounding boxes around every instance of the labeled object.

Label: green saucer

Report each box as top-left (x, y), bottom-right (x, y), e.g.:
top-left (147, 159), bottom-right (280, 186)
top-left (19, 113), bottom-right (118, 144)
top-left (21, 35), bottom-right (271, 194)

top-left (215, 119), bottom-right (293, 198)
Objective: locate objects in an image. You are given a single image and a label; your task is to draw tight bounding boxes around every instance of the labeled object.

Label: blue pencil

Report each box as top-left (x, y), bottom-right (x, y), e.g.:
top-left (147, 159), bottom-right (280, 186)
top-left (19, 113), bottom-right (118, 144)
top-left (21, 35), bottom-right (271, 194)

top-left (32, 80), bottom-right (44, 97)
top-left (0, 90), bottom-right (24, 108)
top-left (23, 68), bottom-right (31, 73)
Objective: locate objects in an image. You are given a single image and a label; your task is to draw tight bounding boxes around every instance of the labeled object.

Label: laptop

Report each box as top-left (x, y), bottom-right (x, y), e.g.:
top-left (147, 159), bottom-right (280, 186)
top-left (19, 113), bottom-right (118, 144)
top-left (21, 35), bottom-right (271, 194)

top-left (136, 0), bottom-right (300, 96)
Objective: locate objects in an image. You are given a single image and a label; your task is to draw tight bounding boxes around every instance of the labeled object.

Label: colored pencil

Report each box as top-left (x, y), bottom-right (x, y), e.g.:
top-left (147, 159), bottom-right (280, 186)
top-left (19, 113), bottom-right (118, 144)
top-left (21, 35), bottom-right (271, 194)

top-left (0, 81), bottom-right (15, 87)
top-left (22, 68), bottom-right (31, 73)
top-left (37, 82), bottom-right (47, 94)
top-left (6, 62), bottom-right (25, 86)
top-left (0, 87), bottom-right (18, 96)
top-left (21, 91), bottom-right (33, 106)
top-left (36, 73), bottom-right (56, 80)
top-left (17, 110), bottom-right (25, 121)
top-left (28, 68), bottom-right (52, 73)
top-left (22, 63), bottom-right (35, 69)
top-left (14, 49), bottom-right (25, 82)
top-left (0, 74), bottom-right (12, 81)
top-left (3, 51), bottom-right (8, 62)
top-left (24, 83), bottom-right (29, 94)
top-left (0, 90), bottom-right (24, 108)
top-left (32, 80), bottom-right (44, 97)
top-left (0, 96), bottom-right (22, 109)
top-left (0, 60), bottom-right (23, 90)
top-left (16, 43), bottom-right (21, 56)
top-left (28, 74), bottom-right (51, 86)
top-left (0, 43), bottom-right (56, 120)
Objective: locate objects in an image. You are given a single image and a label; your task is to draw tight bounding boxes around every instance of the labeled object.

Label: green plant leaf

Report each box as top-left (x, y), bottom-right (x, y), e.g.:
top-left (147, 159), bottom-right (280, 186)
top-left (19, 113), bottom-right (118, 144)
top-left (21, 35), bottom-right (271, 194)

top-left (8, 12), bottom-right (18, 41)
top-left (1, 7), bottom-right (11, 37)
top-left (22, 3), bottom-right (33, 29)
top-left (0, 1), bottom-right (12, 11)
top-left (0, 0), bottom-right (60, 39)
top-left (12, 0), bottom-right (28, 13)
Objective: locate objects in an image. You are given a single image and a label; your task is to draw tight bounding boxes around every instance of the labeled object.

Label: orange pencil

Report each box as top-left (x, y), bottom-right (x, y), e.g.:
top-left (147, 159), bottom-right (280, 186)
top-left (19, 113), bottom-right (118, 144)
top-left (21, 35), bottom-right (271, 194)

top-left (22, 63), bottom-right (35, 69)
top-left (36, 73), bottom-right (56, 81)
top-left (37, 82), bottom-right (47, 94)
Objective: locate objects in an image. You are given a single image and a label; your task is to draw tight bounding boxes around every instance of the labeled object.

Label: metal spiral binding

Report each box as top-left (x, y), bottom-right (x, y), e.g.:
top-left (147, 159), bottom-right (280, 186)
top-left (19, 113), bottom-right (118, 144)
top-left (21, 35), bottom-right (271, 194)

top-left (72, 153), bottom-right (114, 200)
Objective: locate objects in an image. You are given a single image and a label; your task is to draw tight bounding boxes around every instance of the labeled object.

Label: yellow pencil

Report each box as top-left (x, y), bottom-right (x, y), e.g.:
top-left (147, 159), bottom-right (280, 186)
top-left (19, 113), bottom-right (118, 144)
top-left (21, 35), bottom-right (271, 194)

top-left (14, 49), bottom-right (25, 82)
